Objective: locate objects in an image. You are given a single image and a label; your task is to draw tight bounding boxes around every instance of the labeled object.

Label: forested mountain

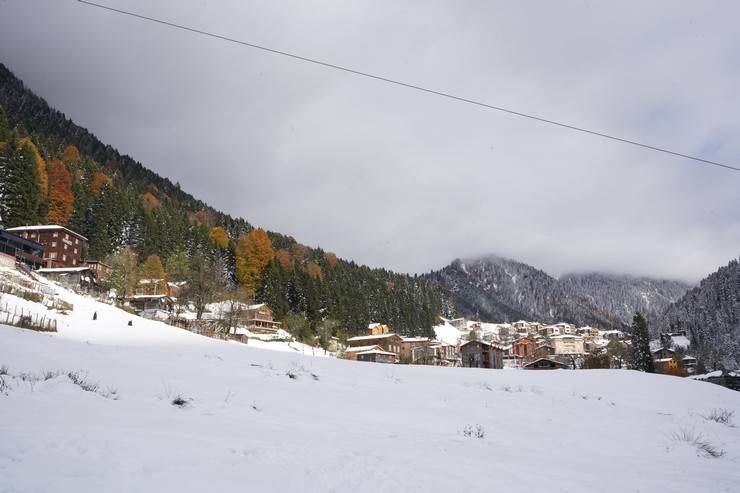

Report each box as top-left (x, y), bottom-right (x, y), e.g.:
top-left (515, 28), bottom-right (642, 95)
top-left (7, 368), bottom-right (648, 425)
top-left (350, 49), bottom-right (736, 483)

top-left (660, 258), bottom-right (740, 370)
top-left (559, 273), bottom-right (690, 327)
top-left (0, 62), bottom-right (450, 338)
top-left (426, 256), bottom-right (624, 328)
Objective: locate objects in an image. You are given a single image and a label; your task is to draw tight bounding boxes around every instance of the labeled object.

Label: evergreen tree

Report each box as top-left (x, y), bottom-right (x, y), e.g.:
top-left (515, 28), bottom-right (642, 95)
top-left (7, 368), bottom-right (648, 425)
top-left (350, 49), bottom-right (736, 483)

top-left (0, 139), bottom-right (41, 227)
top-left (631, 312), bottom-right (655, 373)
top-left (166, 248), bottom-right (190, 282)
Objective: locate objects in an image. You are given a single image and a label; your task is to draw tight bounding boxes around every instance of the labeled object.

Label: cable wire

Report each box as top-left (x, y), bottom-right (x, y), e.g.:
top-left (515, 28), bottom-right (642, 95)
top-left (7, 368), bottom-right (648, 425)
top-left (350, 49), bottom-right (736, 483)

top-left (77, 0), bottom-right (740, 173)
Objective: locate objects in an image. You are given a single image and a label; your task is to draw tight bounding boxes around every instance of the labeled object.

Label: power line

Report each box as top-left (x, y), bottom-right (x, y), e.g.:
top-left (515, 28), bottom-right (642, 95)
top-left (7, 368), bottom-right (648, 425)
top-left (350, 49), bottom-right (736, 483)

top-left (77, 0), bottom-right (740, 173)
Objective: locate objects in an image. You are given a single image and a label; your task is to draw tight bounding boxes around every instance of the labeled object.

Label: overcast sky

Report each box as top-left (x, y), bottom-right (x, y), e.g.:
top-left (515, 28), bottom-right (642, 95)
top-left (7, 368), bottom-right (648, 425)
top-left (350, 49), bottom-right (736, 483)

top-left (2, 0), bottom-right (739, 282)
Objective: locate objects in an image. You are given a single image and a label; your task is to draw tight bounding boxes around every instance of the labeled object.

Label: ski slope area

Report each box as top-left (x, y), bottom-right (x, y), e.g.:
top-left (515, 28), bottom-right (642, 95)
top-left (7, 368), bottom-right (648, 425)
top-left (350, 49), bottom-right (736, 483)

top-left (1, 284), bottom-right (740, 492)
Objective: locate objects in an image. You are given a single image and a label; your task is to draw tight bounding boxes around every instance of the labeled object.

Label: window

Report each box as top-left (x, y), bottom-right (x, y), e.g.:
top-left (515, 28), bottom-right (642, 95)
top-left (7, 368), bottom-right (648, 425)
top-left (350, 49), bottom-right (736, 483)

top-left (65, 234), bottom-right (69, 240)
top-left (63, 244), bottom-right (67, 250)
top-left (53, 232), bottom-right (58, 238)
top-left (73, 248), bottom-right (77, 254)
top-left (51, 242), bottom-right (57, 247)
top-left (49, 252), bottom-right (57, 259)
top-left (72, 259), bottom-right (77, 266)
top-left (62, 254), bottom-right (67, 261)
top-left (75, 238), bottom-right (79, 245)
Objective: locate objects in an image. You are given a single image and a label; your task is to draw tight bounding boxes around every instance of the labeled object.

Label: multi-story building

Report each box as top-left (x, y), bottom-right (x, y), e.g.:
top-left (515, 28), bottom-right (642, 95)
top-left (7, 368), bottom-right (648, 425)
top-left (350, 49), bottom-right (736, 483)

top-left (0, 230), bottom-right (45, 269)
top-left (550, 335), bottom-right (585, 355)
top-left (5, 225), bottom-right (87, 268)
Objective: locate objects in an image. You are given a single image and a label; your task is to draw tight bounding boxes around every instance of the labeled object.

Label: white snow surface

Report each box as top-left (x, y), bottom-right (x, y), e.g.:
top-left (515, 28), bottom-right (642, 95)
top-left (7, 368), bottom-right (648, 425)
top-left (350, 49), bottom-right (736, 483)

top-left (1, 274), bottom-right (740, 491)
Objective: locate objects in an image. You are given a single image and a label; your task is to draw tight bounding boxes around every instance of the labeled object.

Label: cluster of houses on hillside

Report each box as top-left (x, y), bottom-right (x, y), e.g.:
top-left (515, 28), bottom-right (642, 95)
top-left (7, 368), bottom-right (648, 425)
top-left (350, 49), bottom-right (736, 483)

top-left (342, 317), bottom-right (699, 374)
top-left (0, 225), bottom-right (700, 374)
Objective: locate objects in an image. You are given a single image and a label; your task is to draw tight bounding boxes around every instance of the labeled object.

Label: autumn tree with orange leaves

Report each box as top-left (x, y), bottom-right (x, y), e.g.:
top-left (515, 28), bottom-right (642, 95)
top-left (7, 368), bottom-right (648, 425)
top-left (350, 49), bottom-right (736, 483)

top-left (46, 160), bottom-right (74, 225)
top-left (235, 228), bottom-right (274, 294)
top-left (91, 172), bottom-right (113, 196)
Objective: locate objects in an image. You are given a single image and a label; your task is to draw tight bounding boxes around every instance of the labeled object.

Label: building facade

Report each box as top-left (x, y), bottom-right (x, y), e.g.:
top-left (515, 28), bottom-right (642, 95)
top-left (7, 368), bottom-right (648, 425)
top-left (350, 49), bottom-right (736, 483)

top-left (5, 225), bottom-right (87, 268)
top-left (460, 340), bottom-right (504, 369)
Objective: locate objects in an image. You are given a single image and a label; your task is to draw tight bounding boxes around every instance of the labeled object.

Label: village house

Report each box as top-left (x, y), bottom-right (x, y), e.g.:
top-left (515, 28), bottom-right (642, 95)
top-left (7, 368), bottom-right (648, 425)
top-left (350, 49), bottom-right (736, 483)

top-left (129, 294), bottom-right (175, 315)
top-left (37, 266), bottom-right (99, 292)
top-left (344, 344), bottom-right (385, 361)
top-left (651, 347), bottom-right (697, 374)
top-left (550, 335), bottom-right (585, 355)
top-left (524, 358), bottom-right (568, 370)
top-left (346, 333), bottom-right (403, 356)
top-left (84, 260), bottom-right (111, 281)
top-left (243, 303), bottom-right (282, 334)
top-left (367, 323), bottom-right (391, 336)
top-left (399, 337), bottom-right (433, 362)
top-left (0, 229), bottom-right (44, 269)
top-left (511, 337), bottom-right (536, 359)
top-left (6, 225), bottom-right (87, 268)
top-left (460, 340), bottom-right (504, 369)
top-left (355, 348), bottom-right (397, 364)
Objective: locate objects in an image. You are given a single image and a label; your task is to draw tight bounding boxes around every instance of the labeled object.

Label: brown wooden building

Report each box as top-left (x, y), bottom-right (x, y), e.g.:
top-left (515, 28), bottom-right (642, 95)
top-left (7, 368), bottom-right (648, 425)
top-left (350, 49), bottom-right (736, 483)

top-left (524, 358), bottom-right (568, 370)
top-left (512, 338), bottom-right (536, 359)
top-left (460, 340), bottom-right (504, 369)
top-left (243, 303), bottom-right (282, 334)
top-left (356, 348), bottom-right (397, 364)
top-left (346, 333), bottom-right (403, 356)
top-left (0, 229), bottom-right (45, 269)
top-left (5, 225), bottom-right (87, 268)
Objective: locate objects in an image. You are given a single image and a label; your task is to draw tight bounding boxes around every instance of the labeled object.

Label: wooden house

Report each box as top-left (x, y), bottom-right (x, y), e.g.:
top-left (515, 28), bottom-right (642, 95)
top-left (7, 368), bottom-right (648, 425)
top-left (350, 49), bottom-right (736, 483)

top-left (346, 333), bottom-right (403, 356)
top-left (367, 323), bottom-right (391, 336)
top-left (0, 229), bottom-right (44, 269)
top-left (460, 340), bottom-right (504, 369)
top-left (6, 225), bottom-right (87, 268)
top-left (356, 348), bottom-right (397, 364)
top-left (524, 358), bottom-right (568, 370)
top-left (344, 344), bottom-right (384, 361)
top-left (511, 337), bottom-right (536, 358)
top-left (38, 266), bottom-right (98, 292)
top-left (243, 303), bottom-right (282, 334)
top-left (129, 294), bottom-right (175, 313)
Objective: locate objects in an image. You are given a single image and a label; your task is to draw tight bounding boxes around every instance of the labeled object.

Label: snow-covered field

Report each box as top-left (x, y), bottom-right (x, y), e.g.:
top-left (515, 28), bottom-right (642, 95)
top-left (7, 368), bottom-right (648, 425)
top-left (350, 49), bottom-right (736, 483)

top-left (1, 276), bottom-right (740, 492)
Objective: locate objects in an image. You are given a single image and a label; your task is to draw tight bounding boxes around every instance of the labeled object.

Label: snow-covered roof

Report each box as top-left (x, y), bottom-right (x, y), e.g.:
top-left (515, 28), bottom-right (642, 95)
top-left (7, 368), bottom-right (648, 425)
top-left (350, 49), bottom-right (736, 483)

top-left (131, 294), bottom-right (173, 300)
top-left (356, 349), bottom-right (397, 356)
top-left (344, 345), bottom-right (383, 353)
top-left (6, 224), bottom-right (88, 241)
top-left (401, 337), bottom-right (430, 343)
top-left (38, 267), bottom-right (91, 273)
top-left (346, 334), bottom-right (399, 342)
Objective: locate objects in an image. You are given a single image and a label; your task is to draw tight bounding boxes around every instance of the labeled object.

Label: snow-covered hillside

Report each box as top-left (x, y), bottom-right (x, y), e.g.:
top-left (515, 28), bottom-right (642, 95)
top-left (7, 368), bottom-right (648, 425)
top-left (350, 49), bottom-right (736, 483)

top-left (1, 277), bottom-right (740, 492)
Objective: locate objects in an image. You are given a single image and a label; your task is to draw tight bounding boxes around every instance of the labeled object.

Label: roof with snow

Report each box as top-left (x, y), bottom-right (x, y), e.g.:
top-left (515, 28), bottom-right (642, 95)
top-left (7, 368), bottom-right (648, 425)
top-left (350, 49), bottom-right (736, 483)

top-left (346, 334), bottom-right (400, 342)
top-left (38, 267), bottom-right (91, 273)
top-left (344, 345), bottom-right (383, 353)
top-left (356, 349), bottom-right (397, 356)
top-left (6, 224), bottom-right (88, 241)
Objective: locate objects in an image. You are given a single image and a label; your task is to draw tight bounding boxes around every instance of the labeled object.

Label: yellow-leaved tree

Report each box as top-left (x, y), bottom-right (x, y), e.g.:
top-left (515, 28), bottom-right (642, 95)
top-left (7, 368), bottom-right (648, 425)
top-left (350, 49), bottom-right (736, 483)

top-left (138, 254), bottom-right (167, 295)
top-left (209, 226), bottom-right (229, 248)
top-left (62, 144), bottom-right (81, 163)
top-left (235, 228), bottom-right (274, 294)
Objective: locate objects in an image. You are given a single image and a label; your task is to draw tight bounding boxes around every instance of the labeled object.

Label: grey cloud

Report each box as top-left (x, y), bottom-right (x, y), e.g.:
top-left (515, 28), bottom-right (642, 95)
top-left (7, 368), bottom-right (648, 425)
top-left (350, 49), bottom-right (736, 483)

top-left (2, 0), bottom-right (739, 283)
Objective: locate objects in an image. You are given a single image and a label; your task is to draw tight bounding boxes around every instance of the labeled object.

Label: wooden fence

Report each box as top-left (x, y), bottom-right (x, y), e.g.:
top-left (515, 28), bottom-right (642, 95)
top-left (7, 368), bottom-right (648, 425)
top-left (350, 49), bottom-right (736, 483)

top-left (0, 301), bottom-right (57, 332)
